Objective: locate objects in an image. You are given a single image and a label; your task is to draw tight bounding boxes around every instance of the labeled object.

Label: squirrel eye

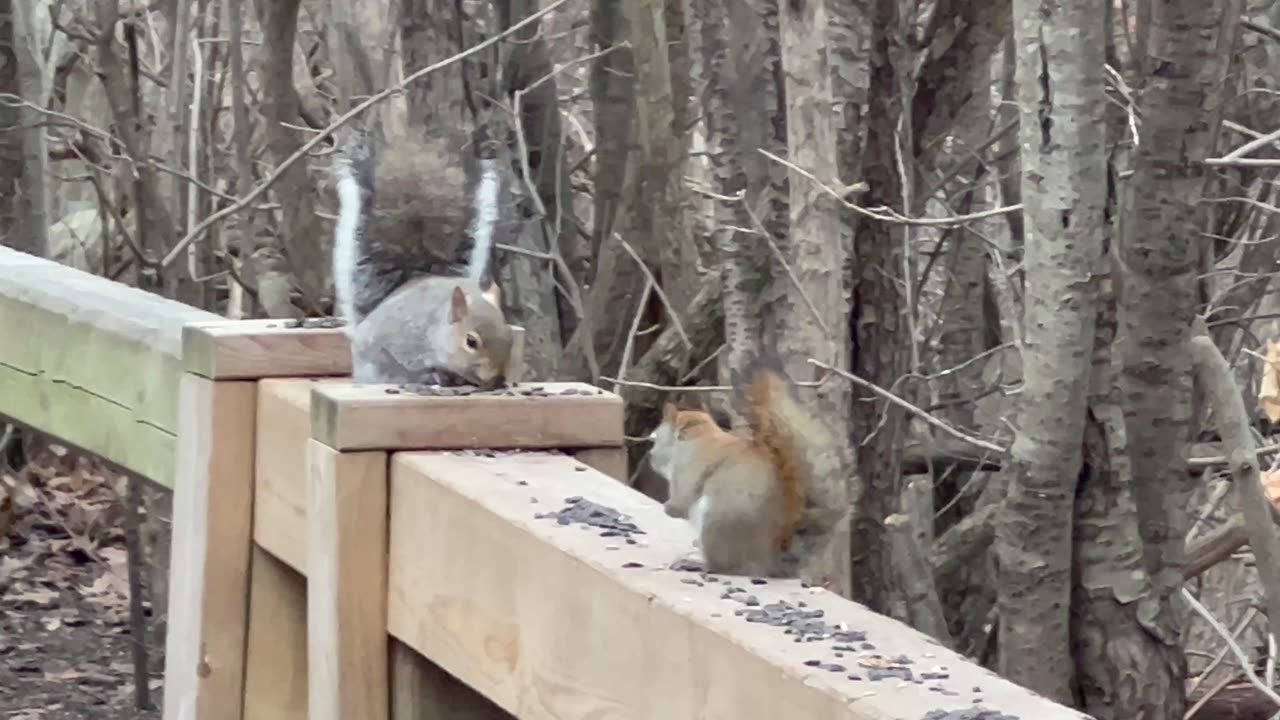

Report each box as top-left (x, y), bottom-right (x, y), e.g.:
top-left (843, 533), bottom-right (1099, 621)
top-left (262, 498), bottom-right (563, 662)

top-left (465, 332), bottom-right (480, 350)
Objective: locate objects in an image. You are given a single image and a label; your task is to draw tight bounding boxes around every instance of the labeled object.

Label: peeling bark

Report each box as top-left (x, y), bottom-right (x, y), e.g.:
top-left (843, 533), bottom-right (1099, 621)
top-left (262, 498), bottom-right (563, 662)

top-left (994, 0), bottom-right (1106, 703)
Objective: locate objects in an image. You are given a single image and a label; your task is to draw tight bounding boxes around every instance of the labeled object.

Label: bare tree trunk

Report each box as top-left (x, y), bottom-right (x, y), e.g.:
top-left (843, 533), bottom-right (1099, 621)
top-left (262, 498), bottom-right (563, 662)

top-left (847, 0), bottom-right (907, 613)
top-left (7, 0), bottom-right (49, 258)
top-left (0, 0), bottom-right (17, 247)
top-left (164, 0), bottom-right (197, 303)
top-left (706, 0), bottom-right (788, 413)
top-left (776, 0), bottom-right (852, 598)
top-left (255, 0), bottom-right (328, 312)
top-left (618, 0), bottom-right (699, 313)
top-left (95, 0), bottom-right (176, 290)
top-left (1072, 254), bottom-right (1181, 718)
top-left (1114, 1), bottom-right (1238, 714)
top-left (994, 0), bottom-right (1106, 703)
top-left (400, 0), bottom-right (467, 128)
top-left (588, 0), bottom-right (634, 259)
top-left (227, 0), bottom-right (257, 316)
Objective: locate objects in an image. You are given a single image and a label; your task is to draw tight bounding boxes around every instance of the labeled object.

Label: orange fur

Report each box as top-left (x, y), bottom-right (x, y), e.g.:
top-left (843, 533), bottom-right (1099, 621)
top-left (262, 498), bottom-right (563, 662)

top-left (654, 368), bottom-right (817, 558)
top-left (741, 370), bottom-right (808, 552)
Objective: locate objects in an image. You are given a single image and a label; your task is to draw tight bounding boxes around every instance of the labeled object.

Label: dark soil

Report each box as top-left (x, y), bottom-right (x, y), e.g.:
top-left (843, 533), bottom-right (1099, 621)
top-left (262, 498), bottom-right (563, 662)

top-left (0, 456), bottom-right (162, 720)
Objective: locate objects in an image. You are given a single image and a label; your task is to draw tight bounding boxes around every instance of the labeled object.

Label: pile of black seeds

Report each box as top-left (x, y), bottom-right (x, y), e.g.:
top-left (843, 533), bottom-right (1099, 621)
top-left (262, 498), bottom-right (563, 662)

top-left (535, 496), bottom-right (646, 543)
top-left (281, 317), bottom-right (346, 329)
top-left (923, 708), bottom-right (1019, 720)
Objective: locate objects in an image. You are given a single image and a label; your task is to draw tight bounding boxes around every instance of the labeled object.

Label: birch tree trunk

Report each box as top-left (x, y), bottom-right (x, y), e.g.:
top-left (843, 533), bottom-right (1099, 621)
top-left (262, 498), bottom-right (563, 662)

top-left (994, 0), bottom-right (1106, 702)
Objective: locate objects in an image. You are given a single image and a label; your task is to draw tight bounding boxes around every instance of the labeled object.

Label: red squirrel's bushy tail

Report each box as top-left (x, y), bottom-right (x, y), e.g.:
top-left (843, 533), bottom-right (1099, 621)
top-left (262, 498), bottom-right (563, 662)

top-left (738, 362), bottom-right (845, 551)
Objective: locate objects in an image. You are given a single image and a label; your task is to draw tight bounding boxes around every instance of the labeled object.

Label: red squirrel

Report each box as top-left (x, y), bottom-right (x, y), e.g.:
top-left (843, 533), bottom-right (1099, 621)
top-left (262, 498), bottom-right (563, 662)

top-left (648, 363), bottom-right (848, 577)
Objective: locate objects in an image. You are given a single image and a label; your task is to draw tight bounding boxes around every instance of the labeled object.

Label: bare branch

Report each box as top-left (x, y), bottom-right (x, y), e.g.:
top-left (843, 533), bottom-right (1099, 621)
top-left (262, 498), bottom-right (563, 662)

top-left (160, 0), bottom-right (574, 268)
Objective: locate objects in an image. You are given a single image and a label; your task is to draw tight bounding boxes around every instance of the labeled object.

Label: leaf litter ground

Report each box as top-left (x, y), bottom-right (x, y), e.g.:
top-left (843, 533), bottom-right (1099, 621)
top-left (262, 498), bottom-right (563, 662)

top-left (0, 453), bottom-right (161, 719)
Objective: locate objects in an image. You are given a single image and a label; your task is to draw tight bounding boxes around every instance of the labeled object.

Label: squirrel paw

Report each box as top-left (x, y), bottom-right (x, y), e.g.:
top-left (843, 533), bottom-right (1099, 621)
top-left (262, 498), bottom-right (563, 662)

top-left (669, 553), bottom-right (705, 573)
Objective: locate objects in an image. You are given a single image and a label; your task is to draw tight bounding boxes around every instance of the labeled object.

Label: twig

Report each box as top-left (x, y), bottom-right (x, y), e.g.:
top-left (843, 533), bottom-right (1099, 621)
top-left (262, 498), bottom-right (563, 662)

top-left (1187, 442), bottom-right (1280, 468)
top-left (680, 343), bottom-right (725, 383)
top-left (1243, 17), bottom-right (1280, 43)
top-left (505, 42), bottom-right (623, 383)
top-left (738, 200), bottom-right (831, 338)
top-left (760, 148), bottom-right (1022, 227)
top-left (696, 185), bottom-right (832, 338)
top-left (159, 0), bottom-right (573, 268)
top-left (1207, 124), bottom-right (1280, 165)
top-left (1182, 588), bottom-right (1280, 711)
top-left (1186, 606), bottom-right (1259, 698)
top-left (612, 233), bottom-right (690, 348)
top-left (807, 358), bottom-right (1007, 455)
top-left (616, 278), bottom-right (653, 385)
top-left (1185, 673), bottom-right (1241, 720)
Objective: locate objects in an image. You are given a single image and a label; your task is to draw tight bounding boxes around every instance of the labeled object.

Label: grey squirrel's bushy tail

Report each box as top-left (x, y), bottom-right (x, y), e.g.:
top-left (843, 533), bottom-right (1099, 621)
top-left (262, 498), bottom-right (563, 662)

top-left (331, 129), bottom-right (504, 328)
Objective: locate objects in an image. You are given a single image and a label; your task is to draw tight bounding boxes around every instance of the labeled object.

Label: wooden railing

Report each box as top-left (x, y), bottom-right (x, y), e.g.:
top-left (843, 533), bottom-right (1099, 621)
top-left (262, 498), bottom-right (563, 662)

top-left (0, 245), bottom-right (1089, 720)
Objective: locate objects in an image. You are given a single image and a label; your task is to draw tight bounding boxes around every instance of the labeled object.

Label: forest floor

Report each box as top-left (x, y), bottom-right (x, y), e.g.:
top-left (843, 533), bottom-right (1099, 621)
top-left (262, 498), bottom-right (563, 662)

top-left (0, 455), bottom-right (162, 720)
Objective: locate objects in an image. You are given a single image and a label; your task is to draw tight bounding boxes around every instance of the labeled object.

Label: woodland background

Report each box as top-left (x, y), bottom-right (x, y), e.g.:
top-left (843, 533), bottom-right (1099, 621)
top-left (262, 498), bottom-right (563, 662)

top-left (3, 0), bottom-right (1280, 717)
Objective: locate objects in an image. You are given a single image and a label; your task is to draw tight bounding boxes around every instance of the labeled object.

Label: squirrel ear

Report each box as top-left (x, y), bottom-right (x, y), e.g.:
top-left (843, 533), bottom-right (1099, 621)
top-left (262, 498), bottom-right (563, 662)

top-left (662, 402), bottom-right (678, 424)
top-left (449, 285), bottom-right (469, 324)
top-left (480, 280), bottom-right (501, 309)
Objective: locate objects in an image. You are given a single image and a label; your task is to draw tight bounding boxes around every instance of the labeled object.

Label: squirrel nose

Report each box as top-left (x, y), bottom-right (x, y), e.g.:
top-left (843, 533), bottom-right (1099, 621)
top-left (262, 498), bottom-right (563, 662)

top-left (492, 373), bottom-right (506, 387)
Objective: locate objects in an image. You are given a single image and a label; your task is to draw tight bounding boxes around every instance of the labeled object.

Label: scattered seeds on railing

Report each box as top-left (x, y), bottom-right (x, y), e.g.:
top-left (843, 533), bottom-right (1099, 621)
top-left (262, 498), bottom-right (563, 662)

top-left (867, 667), bottom-right (913, 682)
top-left (283, 317), bottom-right (346, 330)
top-left (622, 562), bottom-right (644, 569)
top-left (534, 496), bottom-right (645, 540)
top-left (922, 708), bottom-right (1019, 720)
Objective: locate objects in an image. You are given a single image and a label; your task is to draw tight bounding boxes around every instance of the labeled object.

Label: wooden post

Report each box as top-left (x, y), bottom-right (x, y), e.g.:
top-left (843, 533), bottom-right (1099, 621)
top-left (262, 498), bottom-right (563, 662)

top-left (390, 640), bottom-right (511, 720)
top-left (171, 320), bottom-right (354, 720)
top-left (161, 375), bottom-right (257, 720)
top-left (307, 440), bottom-right (389, 720)
top-left (242, 546), bottom-right (309, 720)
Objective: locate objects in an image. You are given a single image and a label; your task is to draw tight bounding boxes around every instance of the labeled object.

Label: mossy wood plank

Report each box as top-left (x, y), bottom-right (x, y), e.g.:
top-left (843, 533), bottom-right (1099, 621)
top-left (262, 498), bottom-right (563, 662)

top-left (0, 246), bottom-right (220, 486)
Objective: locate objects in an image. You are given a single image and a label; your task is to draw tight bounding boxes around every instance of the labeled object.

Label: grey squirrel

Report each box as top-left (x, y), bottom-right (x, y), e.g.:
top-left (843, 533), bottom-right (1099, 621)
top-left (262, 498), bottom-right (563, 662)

top-left (648, 363), bottom-right (848, 581)
top-left (332, 130), bottom-right (514, 388)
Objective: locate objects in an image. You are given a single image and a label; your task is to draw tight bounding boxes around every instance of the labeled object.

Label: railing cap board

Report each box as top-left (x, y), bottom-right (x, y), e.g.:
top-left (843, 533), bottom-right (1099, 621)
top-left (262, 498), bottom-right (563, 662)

top-left (182, 319), bottom-right (352, 380)
top-left (181, 320), bottom-right (527, 384)
top-left (310, 380), bottom-right (623, 452)
top-left (0, 246), bottom-right (219, 486)
top-left (388, 451), bottom-right (1088, 720)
